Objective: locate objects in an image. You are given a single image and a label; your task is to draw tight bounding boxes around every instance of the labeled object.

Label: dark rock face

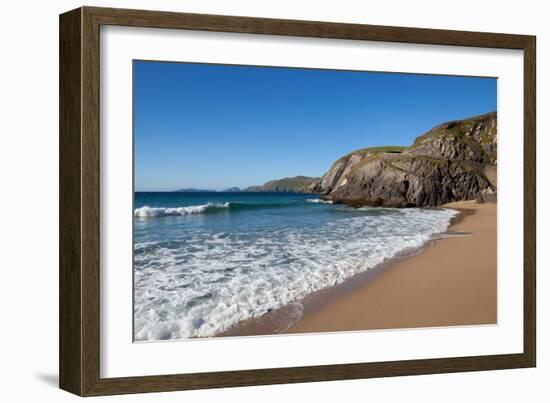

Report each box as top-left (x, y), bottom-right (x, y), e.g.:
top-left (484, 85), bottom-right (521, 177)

top-left (310, 112), bottom-right (497, 207)
top-left (409, 112), bottom-right (497, 164)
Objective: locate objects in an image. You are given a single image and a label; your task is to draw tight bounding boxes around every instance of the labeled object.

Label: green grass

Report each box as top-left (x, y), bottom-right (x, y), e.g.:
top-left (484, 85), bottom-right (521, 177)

top-left (337, 145), bottom-right (408, 163)
top-left (414, 111), bottom-right (496, 146)
top-left (362, 145), bottom-right (408, 153)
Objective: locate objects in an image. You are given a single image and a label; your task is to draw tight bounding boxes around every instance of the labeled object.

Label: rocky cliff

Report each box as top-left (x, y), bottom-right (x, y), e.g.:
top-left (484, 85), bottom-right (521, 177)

top-left (245, 176), bottom-right (320, 193)
top-left (308, 112), bottom-right (497, 207)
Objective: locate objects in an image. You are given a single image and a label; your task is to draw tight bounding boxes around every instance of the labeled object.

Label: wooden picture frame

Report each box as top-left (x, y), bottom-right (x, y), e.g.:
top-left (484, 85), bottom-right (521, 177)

top-left (59, 6), bottom-right (536, 396)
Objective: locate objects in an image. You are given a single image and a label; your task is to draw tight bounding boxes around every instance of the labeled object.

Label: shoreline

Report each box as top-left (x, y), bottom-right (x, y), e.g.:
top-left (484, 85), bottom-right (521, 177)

top-left (219, 200), bottom-right (496, 338)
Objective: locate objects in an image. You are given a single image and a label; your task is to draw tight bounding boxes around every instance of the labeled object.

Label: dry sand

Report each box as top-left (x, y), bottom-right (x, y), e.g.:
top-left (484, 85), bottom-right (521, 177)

top-left (284, 200), bottom-right (497, 334)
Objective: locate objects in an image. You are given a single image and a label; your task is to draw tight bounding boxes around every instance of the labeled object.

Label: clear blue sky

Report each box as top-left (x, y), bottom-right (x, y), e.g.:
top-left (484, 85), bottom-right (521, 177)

top-left (134, 61), bottom-right (496, 191)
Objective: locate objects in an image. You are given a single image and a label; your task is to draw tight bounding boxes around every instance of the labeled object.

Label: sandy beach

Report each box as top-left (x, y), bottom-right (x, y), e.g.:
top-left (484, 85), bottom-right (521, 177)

top-left (219, 200), bottom-right (497, 338)
top-left (284, 200), bottom-right (497, 334)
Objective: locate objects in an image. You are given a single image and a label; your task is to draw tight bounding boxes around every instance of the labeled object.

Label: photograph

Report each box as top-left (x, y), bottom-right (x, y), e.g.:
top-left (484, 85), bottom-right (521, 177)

top-left (132, 61), bottom-right (498, 341)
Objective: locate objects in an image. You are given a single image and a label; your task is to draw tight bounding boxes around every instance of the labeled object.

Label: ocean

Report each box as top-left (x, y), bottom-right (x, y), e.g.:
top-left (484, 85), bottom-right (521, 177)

top-left (134, 191), bottom-right (458, 340)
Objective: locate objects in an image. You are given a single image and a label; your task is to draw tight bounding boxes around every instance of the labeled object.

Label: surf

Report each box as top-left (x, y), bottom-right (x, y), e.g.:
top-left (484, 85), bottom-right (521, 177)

top-left (133, 199), bottom-right (459, 340)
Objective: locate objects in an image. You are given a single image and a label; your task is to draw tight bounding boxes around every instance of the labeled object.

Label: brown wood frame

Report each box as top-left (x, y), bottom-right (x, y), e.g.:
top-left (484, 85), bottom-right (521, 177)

top-left (59, 6), bottom-right (536, 396)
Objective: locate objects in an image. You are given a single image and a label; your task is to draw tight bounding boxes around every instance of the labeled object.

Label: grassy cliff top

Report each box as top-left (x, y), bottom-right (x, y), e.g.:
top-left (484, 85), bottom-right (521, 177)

top-left (337, 145), bottom-right (408, 163)
top-left (413, 111), bottom-right (497, 146)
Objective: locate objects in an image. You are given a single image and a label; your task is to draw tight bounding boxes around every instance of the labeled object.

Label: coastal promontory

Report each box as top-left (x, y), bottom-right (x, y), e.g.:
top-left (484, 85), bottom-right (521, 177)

top-left (308, 112), bottom-right (497, 207)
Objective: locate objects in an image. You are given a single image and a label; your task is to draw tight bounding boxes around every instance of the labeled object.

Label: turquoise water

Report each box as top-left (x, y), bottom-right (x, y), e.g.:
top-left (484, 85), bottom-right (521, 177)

top-left (134, 191), bottom-right (457, 340)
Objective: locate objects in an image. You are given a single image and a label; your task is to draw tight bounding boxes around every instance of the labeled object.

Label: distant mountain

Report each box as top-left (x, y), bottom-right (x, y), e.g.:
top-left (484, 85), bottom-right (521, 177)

top-left (173, 188), bottom-right (216, 193)
top-left (243, 176), bottom-right (320, 193)
top-left (222, 187), bottom-right (241, 192)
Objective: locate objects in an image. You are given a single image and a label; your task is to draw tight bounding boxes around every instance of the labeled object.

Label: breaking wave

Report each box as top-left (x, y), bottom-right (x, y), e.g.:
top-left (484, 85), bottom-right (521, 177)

top-left (134, 199), bottom-right (331, 217)
top-left (134, 203), bottom-right (230, 217)
top-left (306, 198), bottom-right (333, 204)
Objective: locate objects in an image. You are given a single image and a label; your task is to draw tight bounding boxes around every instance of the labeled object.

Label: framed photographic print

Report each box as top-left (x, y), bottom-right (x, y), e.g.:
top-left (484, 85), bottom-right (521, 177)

top-left (59, 6), bottom-right (536, 396)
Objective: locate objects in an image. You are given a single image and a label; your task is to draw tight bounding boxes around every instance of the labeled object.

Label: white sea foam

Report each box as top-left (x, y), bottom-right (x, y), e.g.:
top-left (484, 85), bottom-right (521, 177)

top-left (306, 198), bottom-right (333, 204)
top-left (134, 202), bottom-right (230, 217)
top-left (133, 207), bottom-right (458, 340)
